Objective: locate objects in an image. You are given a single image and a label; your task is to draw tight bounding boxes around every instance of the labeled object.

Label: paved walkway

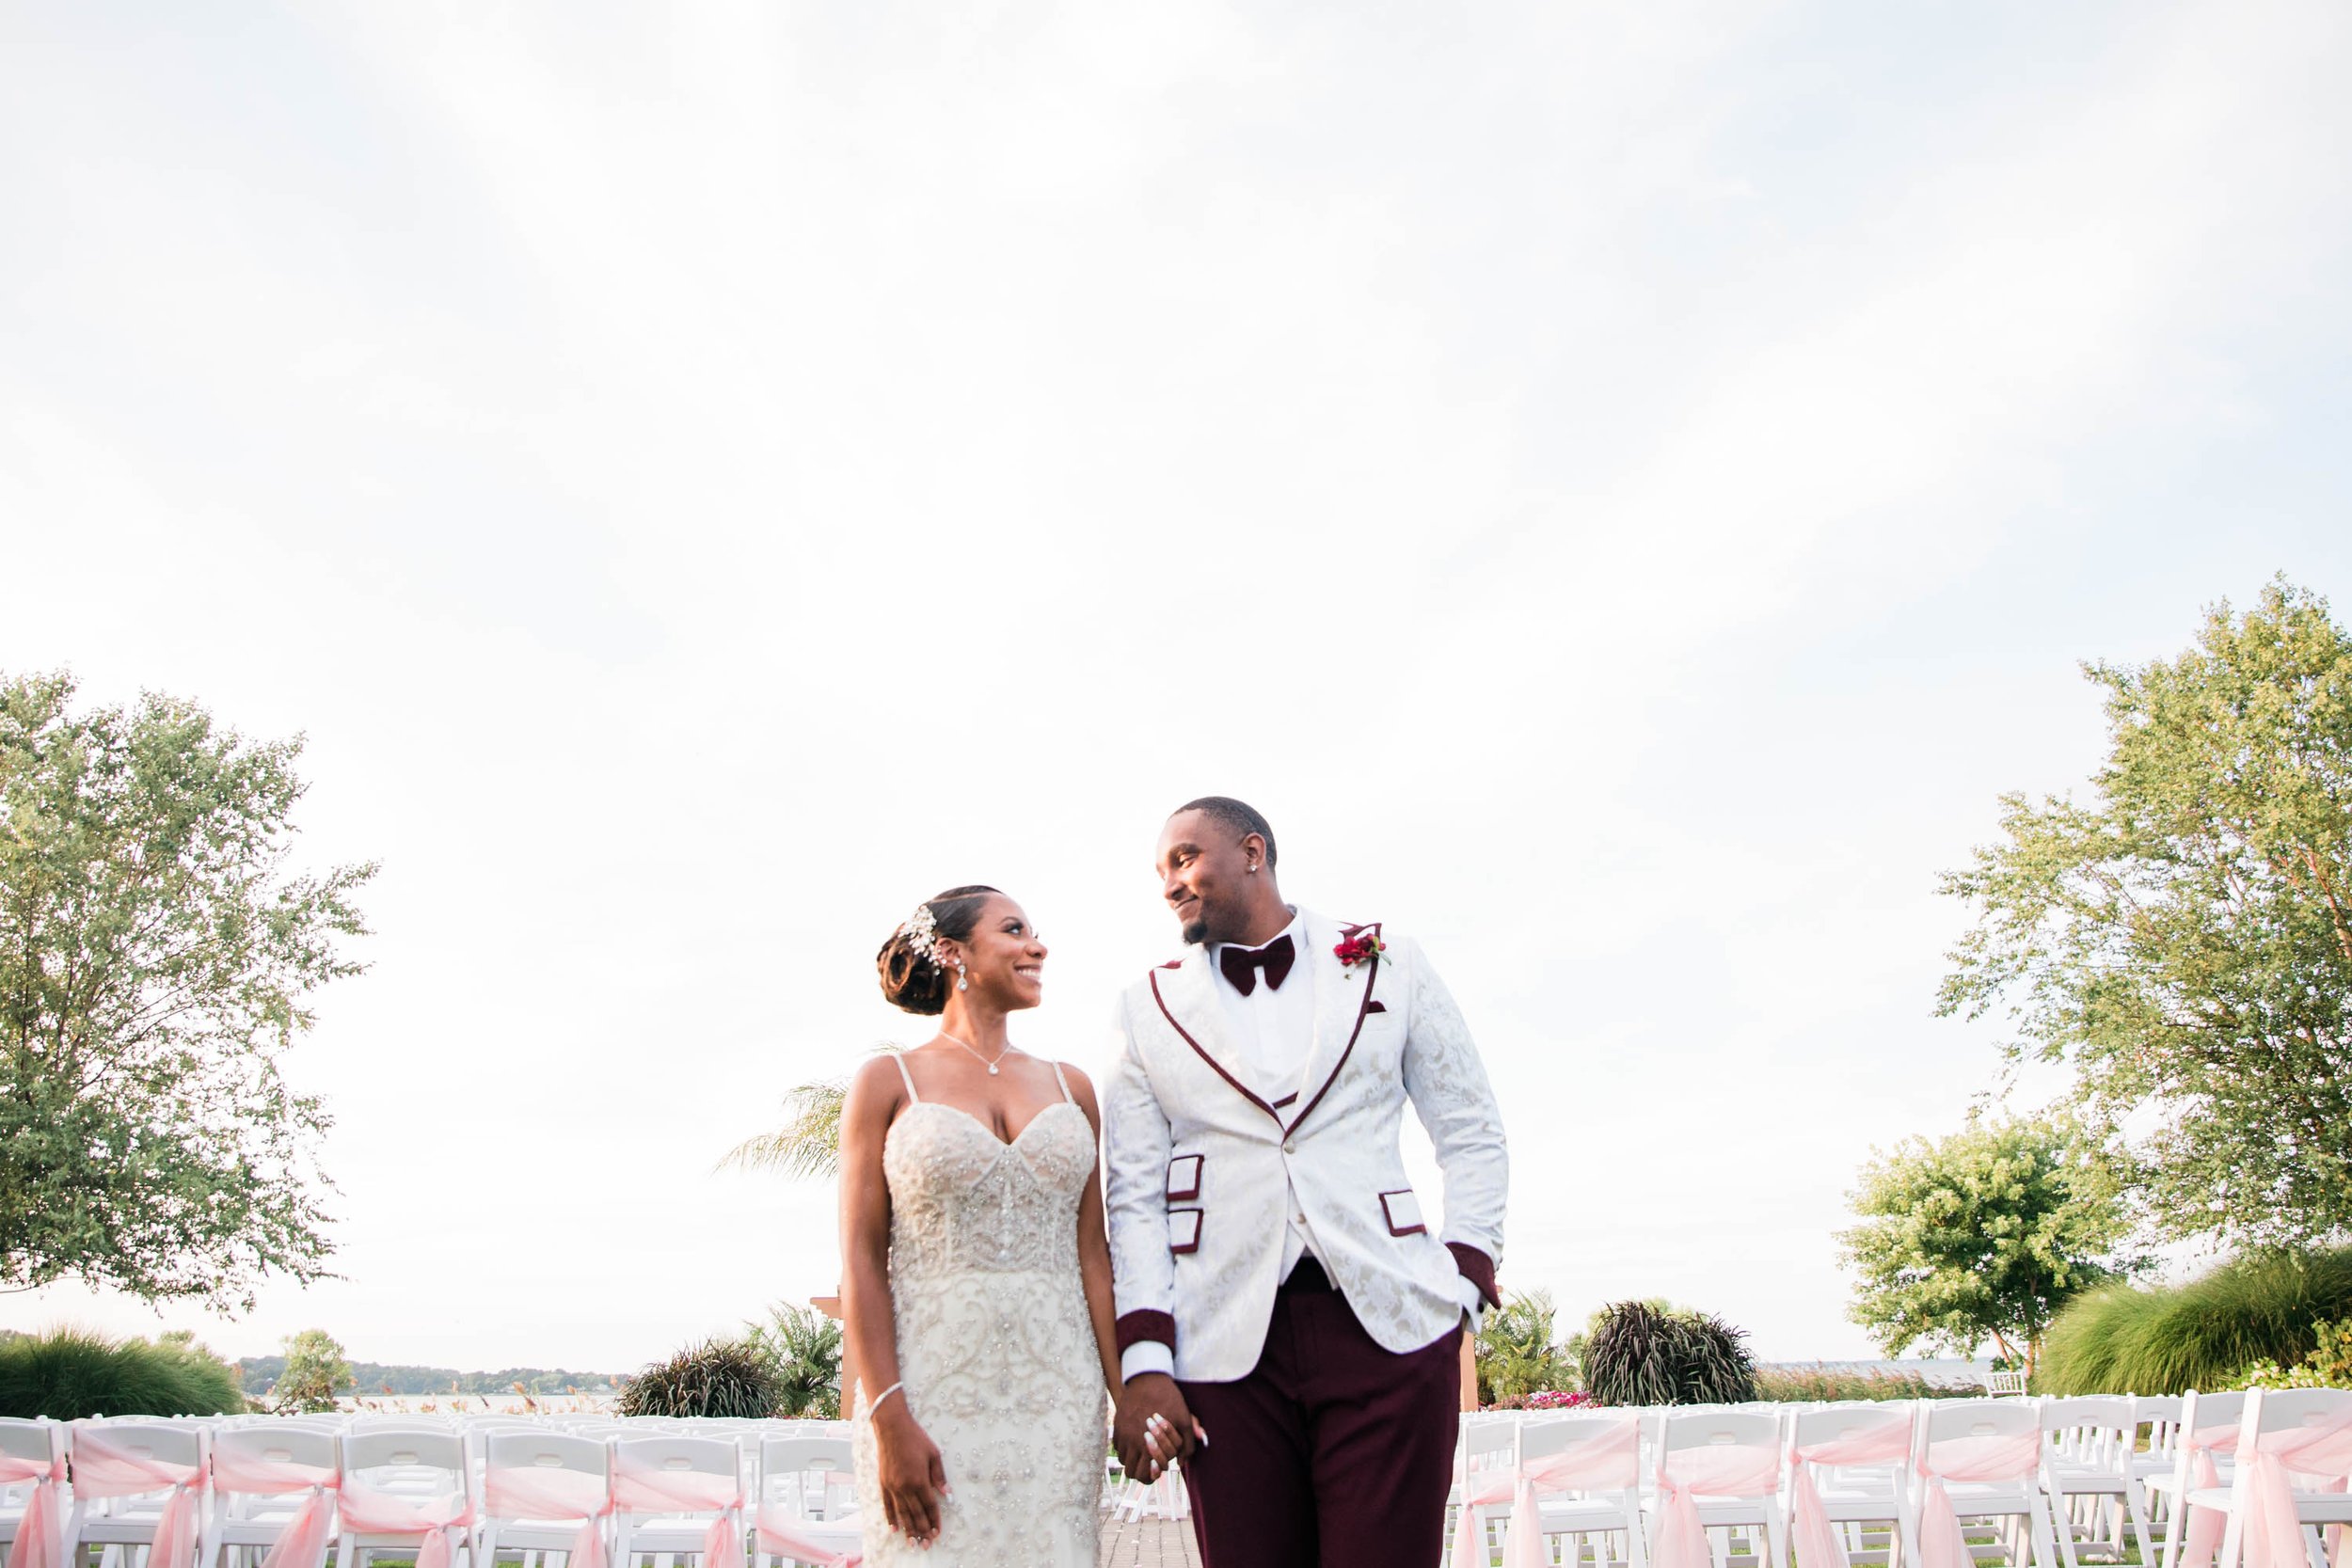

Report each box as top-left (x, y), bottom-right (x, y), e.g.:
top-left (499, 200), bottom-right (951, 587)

top-left (1098, 1514), bottom-right (1202, 1567)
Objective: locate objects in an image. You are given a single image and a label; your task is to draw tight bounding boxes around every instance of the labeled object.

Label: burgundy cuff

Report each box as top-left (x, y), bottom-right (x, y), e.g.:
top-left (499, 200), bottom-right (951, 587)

top-left (1448, 1243), bottom-right (1501, 1310)
top-left (1116, 1309), bottom-right (1177, 1356)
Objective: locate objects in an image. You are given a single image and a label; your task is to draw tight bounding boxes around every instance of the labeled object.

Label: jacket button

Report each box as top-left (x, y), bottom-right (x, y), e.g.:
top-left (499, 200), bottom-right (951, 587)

top-left (1282, 1139), bottom-right (1295, 1154)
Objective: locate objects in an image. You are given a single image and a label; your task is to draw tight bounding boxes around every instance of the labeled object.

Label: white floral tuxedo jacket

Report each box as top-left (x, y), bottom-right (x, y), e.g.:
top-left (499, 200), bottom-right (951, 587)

top-left (1103, 907), bottom-right (1509, 1384)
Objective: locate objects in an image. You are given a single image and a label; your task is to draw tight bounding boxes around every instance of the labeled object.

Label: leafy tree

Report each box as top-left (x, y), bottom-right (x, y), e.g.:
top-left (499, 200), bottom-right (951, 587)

top-left (272, 1328), bottom-right (352, 1414)
top-left (742, 1302), bottom-right (843, 1418)
top-left (1840, 1117), bottom-right (2132, 1375)
top-left (1474, 1289), bottom-right (1577, 1405)
top-left (1939, 579), bottom-right (2352, 1248)
top-left (0, 672), bottom-right (373, 1308)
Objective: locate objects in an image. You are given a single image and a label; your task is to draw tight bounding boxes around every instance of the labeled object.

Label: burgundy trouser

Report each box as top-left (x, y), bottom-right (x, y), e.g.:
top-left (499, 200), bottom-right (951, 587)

top-left (1179, 1260), bottom-right (1464, 1568)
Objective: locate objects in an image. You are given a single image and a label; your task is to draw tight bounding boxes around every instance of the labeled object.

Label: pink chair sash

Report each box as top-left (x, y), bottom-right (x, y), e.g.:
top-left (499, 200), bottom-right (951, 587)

top-left (1914, 1431), bottom-right (2044, 1568)
top-left (1449, 1420), bottom-right (1640, 1568)
top-left (69, 1428), bottom-right (207, 1568)
top-left (0, 1455), bottom-right (66, 1568)
top-left (485, 1465), bottom-right (613, 1568)
top-left (754, 1501), bottom-right (862, 1568)
top-left (210, 1448), bottom-right (341, 1568)
top-left (610, 1452), bottom-right (744, 1568)
top-left (2237, 1410), bottom-right (2352, 1568)
top-left (337, 1478), bottom-right (475, 1568)
top-left (1788, 1419), bottom-right (1916, 1568)
top-left (1652, 1444), bottom-right (1785, 1568)
top-left (2176, 1424), bottom-right (2243, 1568)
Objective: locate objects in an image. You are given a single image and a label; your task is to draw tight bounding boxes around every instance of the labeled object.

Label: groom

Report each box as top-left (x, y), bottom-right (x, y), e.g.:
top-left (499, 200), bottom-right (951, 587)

top-left (1104, 797), bottom-right (1509, 1568)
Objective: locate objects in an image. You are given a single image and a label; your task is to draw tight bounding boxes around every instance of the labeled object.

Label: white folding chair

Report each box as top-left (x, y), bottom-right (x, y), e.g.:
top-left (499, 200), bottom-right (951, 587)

top-left (1448, 1412), bottom-right (1521, 1568)
top-left (208, 1426), bottom-right (340, 1568)
top-left (1650, 1408), bottom-right (1788, 1568)
top-left (2134, 1397), bottom-right (2187, 1534)
top-left (478, 1432), bottom-right (612, 1568)
top-left (67, 1421), bottom-right (215, 1568)
top-left (608, 1436), bottom-right (743, 1568)
top-left (1914, 1400), bottom-right (2059, 1568)
top-left (2159, 1392), bottom-right (2249, 1568)
top-left (2040, 1397), bottom-right (2154, 1568)
top-left (0, 1420), bottom-right (69, 1568)
top-left (2201, 1387), bottom-right (2352, 1568)
top-left (336, 1427), bottom-right (476, 1568)
top-left (1786, 1402), bottom-right (1917, 1568)
top-left (751, 1439), bottom-right (858, 1568)
top-left (1523, 1412), bottom-right (1649, 1568)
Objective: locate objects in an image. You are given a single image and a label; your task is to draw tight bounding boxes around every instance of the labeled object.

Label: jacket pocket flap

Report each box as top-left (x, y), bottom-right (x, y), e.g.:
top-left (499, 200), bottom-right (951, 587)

top-left (1168, 1208), bottom-right (1203, 1255)
top-left (1165, 1154), bottom-right (1203, 1201)
top-left (1379, 1189), bottom-right (1427, 1237)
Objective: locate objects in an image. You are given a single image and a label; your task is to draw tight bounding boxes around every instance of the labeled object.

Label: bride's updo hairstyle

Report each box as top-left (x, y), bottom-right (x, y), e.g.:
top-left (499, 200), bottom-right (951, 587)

top-left (878, 885), bottom-right (1003, 1015)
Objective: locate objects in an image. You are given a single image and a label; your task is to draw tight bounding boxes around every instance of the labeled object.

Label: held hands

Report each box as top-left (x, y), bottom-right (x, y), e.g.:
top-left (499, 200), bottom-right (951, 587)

top-left (1112, 1373), bottom-right (1208, 1483)
top-left (872, 1401), bottom-right (949, 1547)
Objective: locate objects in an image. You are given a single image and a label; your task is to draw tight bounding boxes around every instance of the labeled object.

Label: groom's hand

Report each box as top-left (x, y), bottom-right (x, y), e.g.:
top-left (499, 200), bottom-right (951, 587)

top-left (1114, 1373), bottom-right (1201, 1481)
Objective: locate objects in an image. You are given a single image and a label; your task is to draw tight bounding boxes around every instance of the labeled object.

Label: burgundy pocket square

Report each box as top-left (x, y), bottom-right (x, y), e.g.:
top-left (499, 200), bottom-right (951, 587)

top-left (1364, 1000), bottom-right (1387, 1014)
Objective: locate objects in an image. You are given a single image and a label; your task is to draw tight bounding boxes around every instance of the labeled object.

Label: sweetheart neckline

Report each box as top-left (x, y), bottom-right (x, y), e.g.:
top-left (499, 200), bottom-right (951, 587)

top-left (893, 1098), bottom-right (1088, 1153)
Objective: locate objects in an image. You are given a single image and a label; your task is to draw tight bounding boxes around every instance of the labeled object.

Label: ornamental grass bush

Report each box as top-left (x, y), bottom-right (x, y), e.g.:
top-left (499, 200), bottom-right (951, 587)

top-left (0, 1326), bottom-right (246, 1419)
top-left (1751, 1366), bottom-right (1986, 1402)
top-left (618, 1336), bottom-right (787, 1419)
top-left (1581, 1301), bottom-right (1756, 1405)
top-left (2037, 1247), bottom-right (2352, 1395)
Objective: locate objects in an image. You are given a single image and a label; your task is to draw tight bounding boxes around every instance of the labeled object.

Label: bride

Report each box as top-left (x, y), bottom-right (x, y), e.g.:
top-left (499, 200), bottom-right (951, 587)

top-left (839, 884), bottom-right (1120, 1565)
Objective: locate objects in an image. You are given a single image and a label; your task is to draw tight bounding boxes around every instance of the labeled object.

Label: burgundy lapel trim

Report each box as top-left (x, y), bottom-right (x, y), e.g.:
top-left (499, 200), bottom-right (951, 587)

top-left (1284, 922), bottom-right (1381, 1137)
top-left (1150, 967), bottom-right (1283, 1127)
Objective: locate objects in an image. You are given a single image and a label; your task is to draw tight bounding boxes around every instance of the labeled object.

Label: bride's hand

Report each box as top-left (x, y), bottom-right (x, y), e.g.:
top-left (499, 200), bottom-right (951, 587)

top-left (874, 1403), bottom-right (949, 1545)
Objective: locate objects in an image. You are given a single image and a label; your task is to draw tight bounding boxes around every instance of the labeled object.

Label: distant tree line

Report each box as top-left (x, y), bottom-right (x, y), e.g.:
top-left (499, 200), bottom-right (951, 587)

top-left (238, 1355), bottom-right (626, 1396)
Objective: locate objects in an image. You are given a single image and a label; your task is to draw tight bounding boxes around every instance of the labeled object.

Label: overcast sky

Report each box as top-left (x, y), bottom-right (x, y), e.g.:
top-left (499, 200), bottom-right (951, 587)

top-left (7, 0), bottom-right (2351, 1373)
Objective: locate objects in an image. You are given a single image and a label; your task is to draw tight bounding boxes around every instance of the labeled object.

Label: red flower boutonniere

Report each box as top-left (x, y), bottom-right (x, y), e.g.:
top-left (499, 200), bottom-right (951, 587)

top-left (1334, 928), bottom-right (1386, 968)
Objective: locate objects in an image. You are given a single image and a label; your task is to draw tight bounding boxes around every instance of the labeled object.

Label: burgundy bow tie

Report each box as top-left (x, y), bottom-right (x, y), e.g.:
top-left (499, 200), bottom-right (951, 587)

top-left (1218, 933), bottom-right (1296, 996)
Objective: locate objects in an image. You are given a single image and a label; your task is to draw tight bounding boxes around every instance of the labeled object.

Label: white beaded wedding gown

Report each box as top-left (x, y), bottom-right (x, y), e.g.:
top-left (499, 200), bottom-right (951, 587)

top-left (851, 1053), bottom-right (1106, 1567)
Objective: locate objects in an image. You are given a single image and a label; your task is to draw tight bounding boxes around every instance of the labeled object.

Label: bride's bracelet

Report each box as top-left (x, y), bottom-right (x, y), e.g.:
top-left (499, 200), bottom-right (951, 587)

top-left (869, 1381), bottom-right (905, 1416)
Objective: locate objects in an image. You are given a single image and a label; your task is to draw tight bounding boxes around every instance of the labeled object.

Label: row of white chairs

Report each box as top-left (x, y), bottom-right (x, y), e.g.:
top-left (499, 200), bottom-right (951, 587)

top-left (1447, 1388), bottom-right (2352, 1568)
top-left (0, 1417), bottom-right (864, 1568)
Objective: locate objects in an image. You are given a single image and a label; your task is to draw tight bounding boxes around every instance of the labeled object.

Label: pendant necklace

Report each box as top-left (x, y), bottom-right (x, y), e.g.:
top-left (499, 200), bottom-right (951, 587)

top-left (940, 1029), bottom-right (1017, 1075)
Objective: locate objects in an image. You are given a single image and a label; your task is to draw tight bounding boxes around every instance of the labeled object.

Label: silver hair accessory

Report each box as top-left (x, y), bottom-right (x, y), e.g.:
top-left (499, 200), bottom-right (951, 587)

top-left (900, 903), bottom-right (942, 964)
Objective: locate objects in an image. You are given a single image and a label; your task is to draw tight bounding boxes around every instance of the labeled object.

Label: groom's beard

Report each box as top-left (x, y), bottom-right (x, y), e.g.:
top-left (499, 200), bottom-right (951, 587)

top-left (1182, 917), bottom-right (1209, 945)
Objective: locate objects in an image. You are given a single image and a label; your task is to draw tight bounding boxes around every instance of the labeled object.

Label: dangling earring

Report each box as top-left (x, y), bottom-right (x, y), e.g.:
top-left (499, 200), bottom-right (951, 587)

top-left (957, 961), bottom-right (969, 992)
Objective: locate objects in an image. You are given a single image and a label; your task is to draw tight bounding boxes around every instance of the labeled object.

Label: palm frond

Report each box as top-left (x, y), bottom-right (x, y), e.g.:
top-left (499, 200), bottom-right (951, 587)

top-left (718, 1080), bottom-right (848, 1180)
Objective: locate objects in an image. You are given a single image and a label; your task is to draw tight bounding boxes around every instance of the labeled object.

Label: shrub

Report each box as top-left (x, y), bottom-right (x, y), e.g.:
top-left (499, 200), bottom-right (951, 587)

top-left (1581, 1301), bottom-right (1756, 1405)
top-left (271, 1329), bottom-right (354, 1414)
top-left (0, 1325), bottom-right (246, 1418)
top-left (2037, 1248), bottom-right (2352, 1395)
top-left (741, 1305), bottom-right (842, 1419)
top-left (1752, 1365), bottom-right (1987, 1402)
top-left (619, 1337), bottom-right (787, 1418)
top-left (1486, 1389), bottom-right (1594, 1411)
top-left (2226, 1320), bottom-right (2352, 1392)
top-left (1476, 1290), bottom-right (1579, 1405)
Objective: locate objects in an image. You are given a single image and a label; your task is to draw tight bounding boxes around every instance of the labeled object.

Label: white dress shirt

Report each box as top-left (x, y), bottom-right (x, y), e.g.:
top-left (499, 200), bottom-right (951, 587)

top-left (1209, 914), bottom-right (1325, 1284)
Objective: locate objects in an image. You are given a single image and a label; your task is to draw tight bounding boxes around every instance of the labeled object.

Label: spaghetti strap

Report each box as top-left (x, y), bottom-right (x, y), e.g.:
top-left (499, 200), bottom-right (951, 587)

top-left (888, 1050), bottom-right (920, 1102)
top-left (1050, 1059), bottom-right (1074, 1104)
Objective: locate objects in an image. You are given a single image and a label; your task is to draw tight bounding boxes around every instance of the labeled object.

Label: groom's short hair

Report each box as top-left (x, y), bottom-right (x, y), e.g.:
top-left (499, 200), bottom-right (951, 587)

top-left (1174, 796), bottom-right (1278, 868)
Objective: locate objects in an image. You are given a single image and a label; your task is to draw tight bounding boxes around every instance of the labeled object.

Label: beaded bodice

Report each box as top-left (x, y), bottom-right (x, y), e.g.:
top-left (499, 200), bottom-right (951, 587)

top-left (882, 1101), bottom-right (1093, 1281)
